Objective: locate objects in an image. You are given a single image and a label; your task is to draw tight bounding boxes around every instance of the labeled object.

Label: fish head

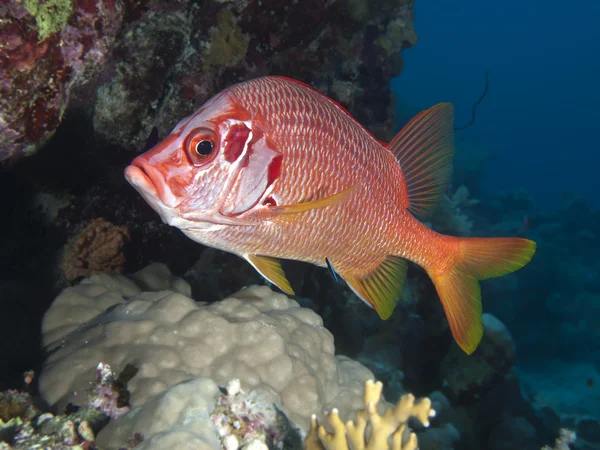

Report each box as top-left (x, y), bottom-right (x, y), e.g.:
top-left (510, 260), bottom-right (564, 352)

top-left (125, 88), bottom-right (283, 231)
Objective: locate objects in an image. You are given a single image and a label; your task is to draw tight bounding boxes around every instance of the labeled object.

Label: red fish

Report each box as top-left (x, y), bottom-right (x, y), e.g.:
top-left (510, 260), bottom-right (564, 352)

top-left (125, 76), bottom-right (536, 354)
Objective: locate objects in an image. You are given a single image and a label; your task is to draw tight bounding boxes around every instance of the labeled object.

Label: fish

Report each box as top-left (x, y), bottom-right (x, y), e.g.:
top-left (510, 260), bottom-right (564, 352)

top-left (125, 76), bottom-right (536, 354)
top-left (326, 257), bottom-right (339, 283)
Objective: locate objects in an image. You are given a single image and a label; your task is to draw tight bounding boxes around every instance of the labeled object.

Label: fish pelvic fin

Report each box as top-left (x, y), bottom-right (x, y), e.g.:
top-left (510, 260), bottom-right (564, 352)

top-left (245, 254), bottom-right (295, 295)
top-left (429, 237), bottom-right (536, 354)
top-left (389, 103), bottom-right (454, 219)
top-left (340, 255), bottom-right (408, 320)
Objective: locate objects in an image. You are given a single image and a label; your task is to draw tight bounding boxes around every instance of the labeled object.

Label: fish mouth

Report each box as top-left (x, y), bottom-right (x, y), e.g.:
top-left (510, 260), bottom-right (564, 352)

top-left (125, 164), bottom-right (158, 197)
top-left (125, 158), bottom-right (176, 206)
top-left (125, 158), bottom-right (181, 225)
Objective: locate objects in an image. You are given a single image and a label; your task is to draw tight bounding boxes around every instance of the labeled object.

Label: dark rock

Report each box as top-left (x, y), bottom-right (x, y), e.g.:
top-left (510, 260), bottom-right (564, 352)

top-left (577, 417), bottom-right (600, 444)
top-left (487, 417), bottom-right (537, 450)
top-left (440, 314), bottom-right (516, 403)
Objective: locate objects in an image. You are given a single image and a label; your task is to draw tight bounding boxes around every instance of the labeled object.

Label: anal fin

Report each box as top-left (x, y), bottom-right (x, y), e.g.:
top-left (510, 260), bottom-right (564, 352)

top-left (341, 256), bottom-right (408, 319)
top-left (245, 254), bottom-right (294, 295)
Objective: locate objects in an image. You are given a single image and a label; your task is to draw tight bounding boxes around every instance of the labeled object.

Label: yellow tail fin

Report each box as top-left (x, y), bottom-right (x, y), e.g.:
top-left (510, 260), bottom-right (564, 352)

top-left (430, 237), bottom-right (536, 354)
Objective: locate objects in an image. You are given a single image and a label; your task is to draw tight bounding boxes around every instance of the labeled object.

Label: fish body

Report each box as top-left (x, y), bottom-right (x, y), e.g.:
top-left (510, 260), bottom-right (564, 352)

top-left (125, 76), bottom-right (535, 354)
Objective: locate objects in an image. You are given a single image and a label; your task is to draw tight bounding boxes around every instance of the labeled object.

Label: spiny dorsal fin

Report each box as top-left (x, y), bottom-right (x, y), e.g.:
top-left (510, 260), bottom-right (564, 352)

top-left (340, 255), bottom-right (408, 319)
top-left (245, 254), bottom-right (294, 295)
top-left (389, 103), bottom-right (455, 219)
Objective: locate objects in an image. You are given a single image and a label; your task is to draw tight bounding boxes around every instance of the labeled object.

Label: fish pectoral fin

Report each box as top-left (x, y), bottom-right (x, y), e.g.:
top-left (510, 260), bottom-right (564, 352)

top-left (245, 254), bottom-right (295, 295)
top-left (249, 185), bottom-right (356, 222)
top-left (275, 185), bottom-right (355, 215)
top-left (340, 255), bottom-right (408, 320)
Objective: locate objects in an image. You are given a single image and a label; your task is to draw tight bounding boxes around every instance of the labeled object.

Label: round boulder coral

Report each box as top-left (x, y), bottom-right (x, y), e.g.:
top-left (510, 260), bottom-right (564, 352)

top-left (39, 263), bottom-right (375, 431)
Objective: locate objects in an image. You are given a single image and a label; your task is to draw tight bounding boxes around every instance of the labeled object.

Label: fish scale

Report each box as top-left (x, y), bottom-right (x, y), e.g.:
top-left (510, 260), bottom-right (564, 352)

top-left (230, 78), bottom-right (402, 258)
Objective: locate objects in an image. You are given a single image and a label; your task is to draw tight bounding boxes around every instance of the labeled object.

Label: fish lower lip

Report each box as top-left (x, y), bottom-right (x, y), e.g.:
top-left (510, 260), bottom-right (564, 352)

top-left (125, 165), bottom-right (158, 196)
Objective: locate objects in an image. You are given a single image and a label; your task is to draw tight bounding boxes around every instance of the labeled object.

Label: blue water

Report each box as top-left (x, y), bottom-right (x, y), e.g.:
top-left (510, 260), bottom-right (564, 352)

top-left (392, 0), bottom-right (600, 210)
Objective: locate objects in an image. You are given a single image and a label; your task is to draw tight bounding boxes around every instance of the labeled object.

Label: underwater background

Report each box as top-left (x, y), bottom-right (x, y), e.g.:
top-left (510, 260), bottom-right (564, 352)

top-left (394, 0), bottom-right (600, 210)
top-left (0, 0), bottom-right (598, 449)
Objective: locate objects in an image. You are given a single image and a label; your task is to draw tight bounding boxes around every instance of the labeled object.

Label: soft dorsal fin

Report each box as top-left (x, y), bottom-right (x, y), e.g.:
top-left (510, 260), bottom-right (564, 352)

top-left (245, 254), bottom-right (294, 295)
top-left (340, 255), bottom-right (408, 319)
top-left (389, 103), bottom-right (455, 219)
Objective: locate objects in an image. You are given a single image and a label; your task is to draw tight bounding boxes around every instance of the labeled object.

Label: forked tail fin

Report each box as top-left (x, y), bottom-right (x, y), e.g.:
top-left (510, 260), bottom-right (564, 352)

top-left (430, 237), bottom-right (536, 354)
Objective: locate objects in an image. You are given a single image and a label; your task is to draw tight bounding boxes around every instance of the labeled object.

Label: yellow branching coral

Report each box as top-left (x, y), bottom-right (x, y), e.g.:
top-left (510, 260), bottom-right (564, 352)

top-left (305, 380), bottom-right (435, 450)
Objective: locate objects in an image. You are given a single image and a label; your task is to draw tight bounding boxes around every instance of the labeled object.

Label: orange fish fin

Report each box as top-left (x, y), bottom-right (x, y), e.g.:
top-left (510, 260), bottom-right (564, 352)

top-left (457, 237), bottom-right (537, 279)
top-left (429, 269), bottom-right (482, 355)
top-left (245, 254), bottom-right (295, 295)
top-left (341, 255), bottom-right (408, 320)
top-left (429, 236), bottom-right (536, 354)
top-left (388, 103), bottom-right (454, 219)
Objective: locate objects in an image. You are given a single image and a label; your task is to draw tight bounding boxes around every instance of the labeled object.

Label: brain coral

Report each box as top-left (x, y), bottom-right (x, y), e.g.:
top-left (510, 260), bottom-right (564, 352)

top-left (39, 263), bottom-right (375, 431)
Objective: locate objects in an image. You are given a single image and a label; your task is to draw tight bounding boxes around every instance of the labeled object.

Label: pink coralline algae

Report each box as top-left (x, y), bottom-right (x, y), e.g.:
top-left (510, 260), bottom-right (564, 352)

top-left (0, 0), bottom-right (123, 162)
top-left (1, 0), bottom-right (417, 161)
top-left (88, 362), bottom-right (136, 420)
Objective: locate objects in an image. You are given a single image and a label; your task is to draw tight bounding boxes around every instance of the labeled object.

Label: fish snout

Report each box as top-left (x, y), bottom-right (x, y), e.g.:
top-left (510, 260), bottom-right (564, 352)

top-left (125, 156), bottom-right (179, 207)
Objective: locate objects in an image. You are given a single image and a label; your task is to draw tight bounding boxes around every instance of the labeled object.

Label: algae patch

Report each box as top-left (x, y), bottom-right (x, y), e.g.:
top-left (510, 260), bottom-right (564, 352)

top-left (21, 0), bottom-right (73, 41)
top-left (203, 9), bottom-right (249, 71)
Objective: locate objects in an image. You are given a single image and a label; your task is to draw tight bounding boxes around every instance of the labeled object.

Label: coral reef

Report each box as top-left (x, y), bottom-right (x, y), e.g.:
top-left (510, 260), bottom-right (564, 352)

top-left (89, 362), bottom-right (136, 420)
top-left (426, 185), bottom-right (478, 236)
top-left (36, 264), bottom-right (452, 450)
top-left (203, 9), bottom-right (250, 72)
top-left (305, 379), bottom-right (434, 450)
top-left (60, 218), bottom-right (130, 281)
top-left (96, 377), bottom-right (434, 450)
top-left (95, 376), bottom-right (223, 450)
top-left (0, 0), bottom-right (418, 160)
top-left (39, 263), bottom-right (377, 431)
top-left (91, 0), bottom-right (417, 150)
top-left (440, 313), bottom-right (516, 403)
top-left (21, 0), bottom-right (73, 42)
top-left (0, 374), bottom-right (114, 449)
top-left (542, 429), bottom-right (576, 450)
top-left (0, 0), bottom-right (123, 161)
top-left (211, 379), bottom-right (302, 449)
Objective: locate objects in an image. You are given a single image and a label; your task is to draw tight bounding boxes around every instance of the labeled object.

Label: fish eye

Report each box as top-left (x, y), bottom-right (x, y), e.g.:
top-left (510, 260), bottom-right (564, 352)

top-left (195, 140), bottom-right (213, 156)
top-left (185, 128), bottom-right (217, 166)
